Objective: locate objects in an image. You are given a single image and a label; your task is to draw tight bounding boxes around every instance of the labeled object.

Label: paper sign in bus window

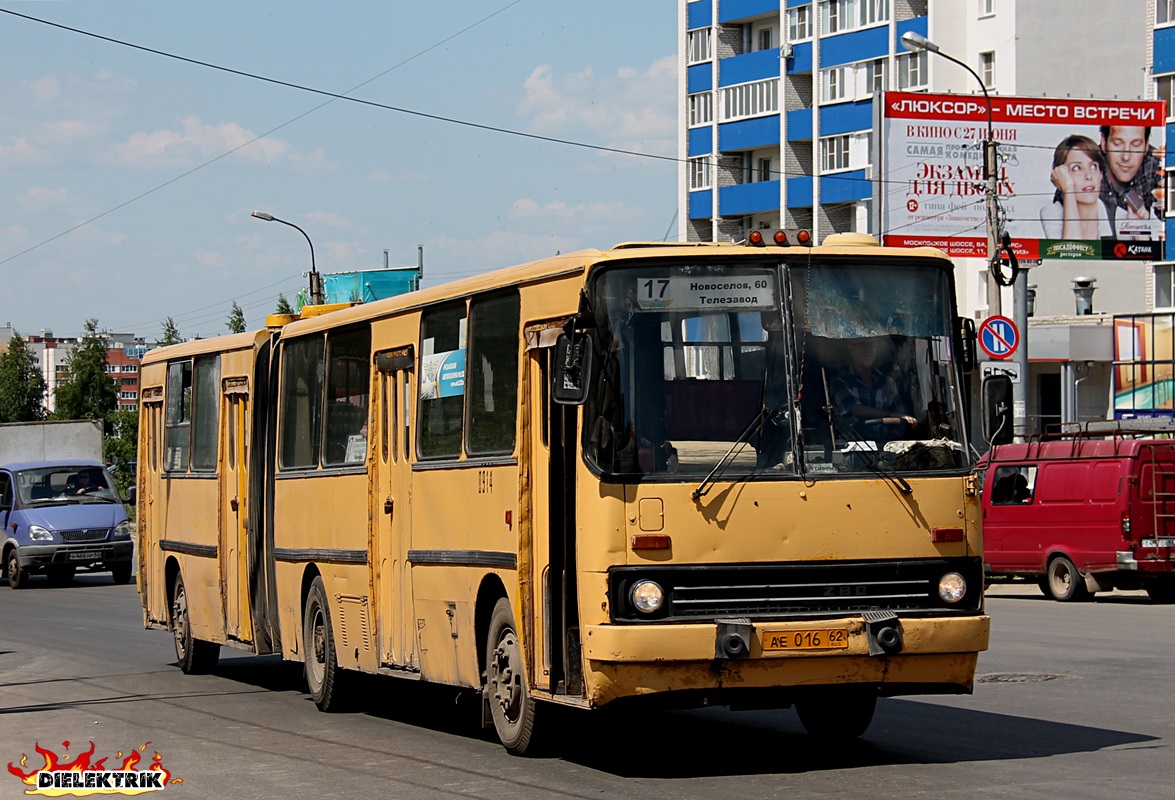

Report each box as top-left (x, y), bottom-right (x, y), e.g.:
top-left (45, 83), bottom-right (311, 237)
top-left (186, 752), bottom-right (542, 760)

top-left (420, 349), bottom-right (466, 399)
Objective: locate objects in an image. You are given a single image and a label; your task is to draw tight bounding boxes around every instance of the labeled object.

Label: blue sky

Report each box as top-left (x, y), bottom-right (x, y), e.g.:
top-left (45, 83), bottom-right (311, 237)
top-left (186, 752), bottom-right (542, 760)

top-left (0, 1), bottom-right (677, 340)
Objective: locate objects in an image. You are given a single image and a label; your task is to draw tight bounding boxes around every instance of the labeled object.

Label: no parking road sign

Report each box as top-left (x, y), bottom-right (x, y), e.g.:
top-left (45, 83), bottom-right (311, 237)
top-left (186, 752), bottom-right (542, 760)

top-left (978, 315), bottom-right (1019, 360)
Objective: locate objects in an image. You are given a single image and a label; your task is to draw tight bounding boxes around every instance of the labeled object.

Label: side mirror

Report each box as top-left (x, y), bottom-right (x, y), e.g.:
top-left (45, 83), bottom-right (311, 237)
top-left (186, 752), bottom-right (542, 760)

top-left (981, 375), bottom-right (1014, 445)
top-left (956, 317), bottom-right (977, 373)
top-left (552, 333), bottom-right (593, 405)
top-left (125, 486), bottom-right (138, 507)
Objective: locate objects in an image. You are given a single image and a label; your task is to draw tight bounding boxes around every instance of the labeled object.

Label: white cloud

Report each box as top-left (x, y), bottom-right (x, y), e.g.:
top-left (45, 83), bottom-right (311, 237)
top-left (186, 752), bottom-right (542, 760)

top-left (18, 186), bottom-right (68, 214)
top-left (517, 55), bottom-right (676, 158)
top-left (508, 196), bottom-right (633, 230)
top-left (304, 211), bottom-right (353, 230)
top-left (29, 74), bottom-right (60, 102)
top-left (0, 137), bottom-right (53, 168)
top-left (106, 116), bottom-right (330, 171)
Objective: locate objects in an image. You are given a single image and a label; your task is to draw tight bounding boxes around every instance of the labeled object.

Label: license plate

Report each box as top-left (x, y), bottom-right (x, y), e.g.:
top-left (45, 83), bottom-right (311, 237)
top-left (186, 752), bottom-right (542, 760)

top-left (69, 551), bottom-right (100, 561)
top-left (762, 628), bottom-right (849, 651)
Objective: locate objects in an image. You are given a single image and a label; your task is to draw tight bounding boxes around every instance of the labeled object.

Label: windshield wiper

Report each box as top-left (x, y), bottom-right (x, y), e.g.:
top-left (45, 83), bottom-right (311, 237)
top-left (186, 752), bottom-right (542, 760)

top-left (692, 408), bottom-right (771, 501)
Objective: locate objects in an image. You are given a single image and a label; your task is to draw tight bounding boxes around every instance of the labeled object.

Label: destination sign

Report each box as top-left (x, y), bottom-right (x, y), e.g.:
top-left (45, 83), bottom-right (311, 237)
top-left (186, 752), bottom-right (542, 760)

top-left (634, 274), bottom-right (777, 311)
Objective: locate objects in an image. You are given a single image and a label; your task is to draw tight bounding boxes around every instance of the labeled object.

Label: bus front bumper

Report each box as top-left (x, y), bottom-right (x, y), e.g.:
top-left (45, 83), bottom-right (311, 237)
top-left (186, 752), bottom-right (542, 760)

top-left (580, 614), bottom-right (990, 707)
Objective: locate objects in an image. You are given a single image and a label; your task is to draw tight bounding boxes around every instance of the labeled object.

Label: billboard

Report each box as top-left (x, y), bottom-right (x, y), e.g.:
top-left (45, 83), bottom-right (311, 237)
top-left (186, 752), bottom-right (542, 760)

top-left (880, 92), bottom-right (1165, 261)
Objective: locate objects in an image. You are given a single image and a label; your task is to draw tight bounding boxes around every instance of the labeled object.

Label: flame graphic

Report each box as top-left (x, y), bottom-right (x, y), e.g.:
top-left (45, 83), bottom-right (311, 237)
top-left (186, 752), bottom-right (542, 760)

top-left (6, 742), bottom-right (180, 796)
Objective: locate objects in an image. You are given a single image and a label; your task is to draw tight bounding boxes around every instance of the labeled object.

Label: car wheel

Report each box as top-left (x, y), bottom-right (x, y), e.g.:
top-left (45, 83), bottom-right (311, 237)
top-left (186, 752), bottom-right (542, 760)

top-left (304, 576), bottom-right (351, 711)
top-left (485, 597), bottom-right (541, 755)
top-left (1046, 556), bottom-right (1091, 602)
top-left (171, 572), bottom-right (220, 673)
top-left (5, 548), bottom-right (29, 590)
top-left (1145, 577), bottom-right (1175, 604)
top-left (109, 562), bottom-right (132, 585)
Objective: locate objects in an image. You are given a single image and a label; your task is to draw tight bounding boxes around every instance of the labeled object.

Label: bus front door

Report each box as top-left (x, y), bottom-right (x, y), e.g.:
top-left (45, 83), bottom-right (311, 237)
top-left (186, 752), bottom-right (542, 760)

top-left (526, 346), bottom-right (580, 696)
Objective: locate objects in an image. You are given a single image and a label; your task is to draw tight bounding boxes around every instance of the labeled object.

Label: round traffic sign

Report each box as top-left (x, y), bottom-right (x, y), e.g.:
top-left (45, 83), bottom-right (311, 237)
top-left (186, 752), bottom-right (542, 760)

top-left (978, 315), bottom-right (1019, 360)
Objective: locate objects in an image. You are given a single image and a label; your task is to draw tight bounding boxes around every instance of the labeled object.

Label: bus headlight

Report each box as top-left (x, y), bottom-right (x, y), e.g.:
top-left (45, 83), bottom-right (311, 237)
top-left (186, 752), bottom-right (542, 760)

top-left (29, 525), bottom-right (53, 542)
top-left (630, 580), bottom-right (665, 614)
top-left (938, 572), bottom-right (967, 604)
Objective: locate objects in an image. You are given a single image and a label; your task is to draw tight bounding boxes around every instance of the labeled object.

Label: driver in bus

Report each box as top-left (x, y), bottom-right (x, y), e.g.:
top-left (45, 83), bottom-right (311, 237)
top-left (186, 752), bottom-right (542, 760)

top-left (831, 337), bottom-right (917, 438)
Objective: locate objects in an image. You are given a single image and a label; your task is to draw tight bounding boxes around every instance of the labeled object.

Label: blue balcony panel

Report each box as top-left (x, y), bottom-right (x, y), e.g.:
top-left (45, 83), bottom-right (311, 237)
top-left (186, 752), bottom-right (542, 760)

top-left (689, 189), bottom-right (713, 220)
top-left (819, 26), bottom-right (889, 68)
top-left (688, 126), bottom-right (713, 157)
top-left (786, 40), bottom-right (813, 74)
top-left (719, 115), bottom-right (781, 151)
top-left (688, 0), bottom-right (711, 30)
top-left (719, 49), bottom-right (782, 87)
top-left (820, 100), bottom-right (874, 136)
top-left (688, 63), bottom-right (713, 94)
top-left (896, 16), bottom-right (928, 42)
top-left (1157, 25), bottom-right (1175, 75)
top-left (787, 0), bottom-right (808, 6)
top-left (820, 169), bottom-right (869, 205)
top-left (787, 107), bottom-right (813, 140)
top-left (719, 0), bottom-right (777, 24)
top-left (719, 180), bottom-right (781, 217)
top-left (787, 175), bottom-right (813, 208)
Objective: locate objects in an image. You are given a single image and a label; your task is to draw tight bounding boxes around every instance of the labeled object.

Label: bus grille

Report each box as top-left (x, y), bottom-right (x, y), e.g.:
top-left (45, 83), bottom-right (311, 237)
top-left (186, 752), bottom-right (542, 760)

top-left (60, 529), bottom-right (110, 543)
top-left (608, 558), bottom-right (983, 623)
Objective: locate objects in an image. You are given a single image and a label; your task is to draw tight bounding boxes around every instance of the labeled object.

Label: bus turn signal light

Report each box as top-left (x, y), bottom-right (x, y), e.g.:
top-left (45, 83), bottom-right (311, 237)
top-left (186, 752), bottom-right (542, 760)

top-left (631, 534), bottom-right (671, 550)
top-left (931, 527), bottom-right (964, 542)
top-left (748, 230), bottom-right (764, 246)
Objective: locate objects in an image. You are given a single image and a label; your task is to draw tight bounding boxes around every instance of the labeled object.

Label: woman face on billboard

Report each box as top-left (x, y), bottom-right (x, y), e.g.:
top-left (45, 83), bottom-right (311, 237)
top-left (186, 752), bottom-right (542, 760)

top-left (1050, 137), bottom-right (1103, 204)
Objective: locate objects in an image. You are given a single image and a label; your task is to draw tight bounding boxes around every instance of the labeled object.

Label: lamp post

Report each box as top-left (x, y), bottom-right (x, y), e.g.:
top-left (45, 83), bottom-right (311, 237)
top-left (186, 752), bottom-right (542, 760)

top-left (900, 31), bottom-right (1028, 438)
top-left (251, 210), bottom-right (324, 306)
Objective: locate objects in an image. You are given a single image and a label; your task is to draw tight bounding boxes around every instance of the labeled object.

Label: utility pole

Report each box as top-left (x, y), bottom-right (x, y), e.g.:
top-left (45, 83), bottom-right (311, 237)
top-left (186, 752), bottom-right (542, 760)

top-left (903, 32), bottom-right (1027, 439)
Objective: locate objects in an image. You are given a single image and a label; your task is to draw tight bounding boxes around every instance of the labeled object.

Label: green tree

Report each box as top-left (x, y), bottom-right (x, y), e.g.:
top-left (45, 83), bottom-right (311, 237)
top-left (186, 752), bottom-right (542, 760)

top-left (53, 319), bottom-right (119, 423)
top-left (0, 332), bottom-right (48, 423)
top-left (275, 293), bottom-right (294, 315)
top-left (227, 301), bottom-right (246, 333)
top-left (157, 317), bottom-right (182, 346)
top-left (104, 409), bottom-right (139, 497)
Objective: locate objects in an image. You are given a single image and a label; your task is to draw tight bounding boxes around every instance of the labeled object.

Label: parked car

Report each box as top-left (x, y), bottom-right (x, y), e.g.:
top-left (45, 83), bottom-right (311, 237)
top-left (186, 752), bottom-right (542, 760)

top-left (980, 427), bottom-right (1175, 603)
top-left (0, 460), bottom-right (133, 588)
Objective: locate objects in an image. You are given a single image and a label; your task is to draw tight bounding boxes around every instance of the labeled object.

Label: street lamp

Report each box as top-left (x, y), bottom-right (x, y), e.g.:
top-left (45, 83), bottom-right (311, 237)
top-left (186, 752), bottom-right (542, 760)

top-left (251, 210), bottom-right (324, 306)
top-left (900, 31), bottom-right (1028, 439)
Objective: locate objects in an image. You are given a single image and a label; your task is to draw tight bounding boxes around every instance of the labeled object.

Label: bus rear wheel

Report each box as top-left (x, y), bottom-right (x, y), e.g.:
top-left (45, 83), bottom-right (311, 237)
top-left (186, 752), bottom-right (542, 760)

top-left (795, 687), bottom-right (877, 741)
top-left (171, 572), bottom-right (220, 673)
top-left (304, 577), bottom-right (351, 711)
top-left (485, 597), bottom-right (539, 755)
top-left (1046, 556), bottom-right (1091, 602)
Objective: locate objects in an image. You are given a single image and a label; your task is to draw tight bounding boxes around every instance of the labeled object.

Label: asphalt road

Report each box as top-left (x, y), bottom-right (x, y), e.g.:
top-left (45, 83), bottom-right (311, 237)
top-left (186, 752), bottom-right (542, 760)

top-left (1, 575), bottom-right (1172, 799)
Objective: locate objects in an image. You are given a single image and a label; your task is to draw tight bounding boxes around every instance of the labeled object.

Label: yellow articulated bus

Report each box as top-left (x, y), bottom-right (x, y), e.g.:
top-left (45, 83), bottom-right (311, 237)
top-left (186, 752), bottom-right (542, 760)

top-left (137, 233), bottom-right (989, 753)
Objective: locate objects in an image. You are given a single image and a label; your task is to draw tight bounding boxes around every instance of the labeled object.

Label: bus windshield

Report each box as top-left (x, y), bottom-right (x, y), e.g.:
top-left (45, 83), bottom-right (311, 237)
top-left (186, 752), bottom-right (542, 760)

top-left (584, 259), bottom-right (969, 478)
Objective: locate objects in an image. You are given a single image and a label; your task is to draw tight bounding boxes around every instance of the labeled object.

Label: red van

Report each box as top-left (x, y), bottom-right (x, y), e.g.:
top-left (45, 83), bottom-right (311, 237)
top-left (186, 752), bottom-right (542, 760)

top-left (981, 425), bottom-right (1175, 603)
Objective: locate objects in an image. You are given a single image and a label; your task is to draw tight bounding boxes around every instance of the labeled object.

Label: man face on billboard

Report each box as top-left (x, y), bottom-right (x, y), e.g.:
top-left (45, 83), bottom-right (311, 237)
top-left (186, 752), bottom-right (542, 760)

top-left (1101, 126), bottom-right (1150, 189)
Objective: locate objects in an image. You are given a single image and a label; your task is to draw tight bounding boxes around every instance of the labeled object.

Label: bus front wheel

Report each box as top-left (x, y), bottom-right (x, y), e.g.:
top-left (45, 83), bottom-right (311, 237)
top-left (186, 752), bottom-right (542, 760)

top-left (795, 687), bottom-right (877, 741)
top-left (171, 572), bottom-right (219, 674)
top-left (485, 597), bottom-right (539, 755)
top-left (304, 577), bottom-right (351, 711)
